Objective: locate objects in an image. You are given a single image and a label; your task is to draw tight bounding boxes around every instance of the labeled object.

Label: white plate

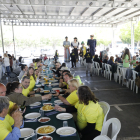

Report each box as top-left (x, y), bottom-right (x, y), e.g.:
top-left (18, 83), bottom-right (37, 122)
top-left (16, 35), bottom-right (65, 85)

top-left (37, 136), bottom-right (53, 140)
top-left (25, 113), bottom-right (41, 119)
top-left (54, 100), bottom-right (63, 104)
top-left (36, 125), bottom-right (56, 135)
top-left (20, 128), bottom-right (34, 138)
top-left (35, 94), bottom-right (41, 97)
top-left (34, 88), bottom-right (43, 91)
top-left (38, 117), bottom-right (51, 123)
top-left (52, 88), bottom-right (61, 91)
top-left (51, 83), bottom-right (59, 86)
top-left (56, 127), bottom-right (76, 136)
top-left (29, 102), bottom-right (41, 107)
top-left (56, 113), bottom-right (73, 120)
top-left (36, 84), bottom-right (42, 87)
top-left (49, 80), bottom-right (58, 82)
top-left (43, 103), bottom-right (52, 106)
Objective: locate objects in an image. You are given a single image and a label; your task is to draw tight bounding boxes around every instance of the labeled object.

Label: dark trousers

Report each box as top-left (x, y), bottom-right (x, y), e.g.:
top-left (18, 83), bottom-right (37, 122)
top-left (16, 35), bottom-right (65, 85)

top-left (74, 48), bottom-right (78, 59)
top-left (10, 66), bottom-right (13, 72)
top-left (6, 66), bottom-right (11, 76)
top-left (72, 60), bottom-right (76, 68)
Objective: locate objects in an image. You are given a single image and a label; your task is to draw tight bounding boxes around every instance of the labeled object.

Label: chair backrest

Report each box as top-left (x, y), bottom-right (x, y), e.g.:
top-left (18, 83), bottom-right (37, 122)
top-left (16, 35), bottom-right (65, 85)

top-left (106, 64), bottom-right (111, 73)
top-left (101, 118), bottom-right (121, 140)
top-left (94, 135), bottom-right (111, 140)
top-left (132, 70), bottom-right (138, 80)
top-left (99, 101), bottom-right (110, 125)
top-left (96, 62), bottom-right (101, 69)
top-left (104, 63), bottom-right (108, 71)
top-left (102, 63), bottom-right (105, 70)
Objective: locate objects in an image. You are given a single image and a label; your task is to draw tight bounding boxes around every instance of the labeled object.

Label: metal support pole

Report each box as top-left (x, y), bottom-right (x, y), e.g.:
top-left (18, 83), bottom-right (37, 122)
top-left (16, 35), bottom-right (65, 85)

top-left (12, 21), bottom-right (16, 58)
top-left (131, 21), bottom-right (135, 54)
top-left (112, 28), bottom-right (115, 48)
top-left (0, 19), bottom-right (4, 54)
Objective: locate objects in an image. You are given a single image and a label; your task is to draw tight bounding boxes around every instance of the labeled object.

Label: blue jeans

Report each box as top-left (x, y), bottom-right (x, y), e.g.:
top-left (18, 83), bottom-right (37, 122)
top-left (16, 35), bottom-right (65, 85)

top-left (6, 66), bottom-right (11, 76)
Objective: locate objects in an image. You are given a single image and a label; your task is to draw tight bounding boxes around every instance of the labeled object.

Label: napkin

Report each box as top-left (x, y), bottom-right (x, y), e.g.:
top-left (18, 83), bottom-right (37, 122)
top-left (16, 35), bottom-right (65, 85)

top-left (24, 118), bottom-right (38, 122)
top-left (30, 105), bottom-right (41, 109)
top-left (45, 111), bottom-right (58, 116)
top-left (60, 133), bottom-right (77, 137)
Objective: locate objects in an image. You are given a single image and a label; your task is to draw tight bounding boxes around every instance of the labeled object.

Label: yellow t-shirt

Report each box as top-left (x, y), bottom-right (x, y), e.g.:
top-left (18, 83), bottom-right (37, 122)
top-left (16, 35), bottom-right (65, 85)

top-left (66, 90), bottom-right (78, 106)
top-left (8, 101), bottom-right (15, 114)
top-left (22, 87), bottom-right (30, 97)
top-left (0, 114), bottom-right (14, 140)
top-left (28, 76), bottom-right (35, 91)
top-left (34, 62), bottom-right (37, 69)
top-left (62, 82), bottom-right (69, 89)
top-left (75, 101), bottom-right (104, 131)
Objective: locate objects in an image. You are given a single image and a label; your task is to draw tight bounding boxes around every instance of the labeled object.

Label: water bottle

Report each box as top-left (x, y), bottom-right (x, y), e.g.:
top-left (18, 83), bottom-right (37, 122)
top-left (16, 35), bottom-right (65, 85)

top-left (63, 121), bottom-right (68, 127)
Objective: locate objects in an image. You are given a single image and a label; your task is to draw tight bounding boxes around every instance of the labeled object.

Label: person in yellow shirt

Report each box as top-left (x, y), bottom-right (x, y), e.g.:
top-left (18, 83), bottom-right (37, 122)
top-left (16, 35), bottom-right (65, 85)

top-left (0, 83), bottom-right (15, 114)
top-left (55, 86), bottom-right (104, 140)
top-left (0, 97), bottom-right (23, 140)
top-left (54, 79), bottom-right (80, 106)
top-left (26, 67), bottom-right (36, 91)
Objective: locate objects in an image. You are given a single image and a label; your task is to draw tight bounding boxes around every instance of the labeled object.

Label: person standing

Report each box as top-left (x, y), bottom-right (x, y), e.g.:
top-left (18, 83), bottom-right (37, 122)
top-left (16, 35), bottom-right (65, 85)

top-left (84, 49), bottom-right (93, 76)
top-left (87, 35), bottom-right (97, 58)
top-left (71, 37), bottom-right (79, 61)
top-left (3, 53), bottom-right (11, 76)
top-left (54, 50), bottom-right (59, 61)
top-left (70, 49), bottom-right (76, 68)
top-left (63, 36), bottom-right (70, 62)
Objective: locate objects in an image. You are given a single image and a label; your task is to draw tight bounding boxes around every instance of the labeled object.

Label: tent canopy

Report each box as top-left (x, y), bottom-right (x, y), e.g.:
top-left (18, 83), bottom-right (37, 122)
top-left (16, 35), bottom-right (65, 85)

top-left (0, 0), bottom-right (140, 27)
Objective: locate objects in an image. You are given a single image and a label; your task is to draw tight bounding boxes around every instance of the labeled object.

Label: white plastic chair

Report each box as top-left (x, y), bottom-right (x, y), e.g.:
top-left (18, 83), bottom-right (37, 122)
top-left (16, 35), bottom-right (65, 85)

top-left (101, 118), bottom-right (121, 140)
top-left (95, 62), bottom-right (102, 76)
top-left (104, 63), bottom-right (108, 78)
top-left (94, 135), bottom-right (111, 140)
top-left (106, 64), bottom-right (112, 81)
top-left (114, 66), bottom-right (121, 83)
top-left (92, 61), bottom-right (96, 74)
top-left (99, 101), bottom-right (110, 126)
top-left (131, 70), bottom-right (138, 93)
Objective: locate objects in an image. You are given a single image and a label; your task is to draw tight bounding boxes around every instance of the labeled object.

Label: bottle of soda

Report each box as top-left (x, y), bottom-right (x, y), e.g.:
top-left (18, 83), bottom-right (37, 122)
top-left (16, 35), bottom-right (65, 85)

top-left (20, 101), bottom-right (26, 112)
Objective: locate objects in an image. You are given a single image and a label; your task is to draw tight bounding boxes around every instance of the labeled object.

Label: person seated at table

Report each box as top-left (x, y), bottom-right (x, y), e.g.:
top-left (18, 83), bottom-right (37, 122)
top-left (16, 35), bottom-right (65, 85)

top-left (44, 54), bottom-right (48, 61)
top-left (115, 55), bottom-right (122, 63)
top-left (35, 69), bottom-right (40, 79)
top-left (19, 65), bottom-right (28, 80)
top-left (29, 59), bottom-right (36, 68)
top-left (0, 97), bottom-right (24, 140)
top-left (0, 83), bottom-right (16, 114)
top-left (52, 62), bottom-right (62, 77)
top-left (21, 76), bottom-right (40, 97)
top-left (38, 65), bottom-right (42, 73)
top-left (59, 73), bottom-right (73, 93)
top-left (24, 67), bottom-right (36, 91)
top-left (122, 48), bottom-right (131, 68)
top-left (54, 79), bottom-right (80, 105)
top-left (93, 55), bottom-right (102, 67)
top-left (130, 56), bottom-right (136, 66)
top-left (6, 81), bottom-right (52, 106)
top-left (102, 55), bottom-right (108, 64)
top-left (55, 86), bottom-right (104, 140)
top-left (102, 48), bottom-right (109, 61)
top-left (107, 56), bottom-right (115, 66)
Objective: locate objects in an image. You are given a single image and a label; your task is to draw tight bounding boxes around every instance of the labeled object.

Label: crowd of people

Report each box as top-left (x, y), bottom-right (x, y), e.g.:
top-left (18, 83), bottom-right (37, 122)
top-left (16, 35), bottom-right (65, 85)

top-left (0, 54), bottom-right (105, 140)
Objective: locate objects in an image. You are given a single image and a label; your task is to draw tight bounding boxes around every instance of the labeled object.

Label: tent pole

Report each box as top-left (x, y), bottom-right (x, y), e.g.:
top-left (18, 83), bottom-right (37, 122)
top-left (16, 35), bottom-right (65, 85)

top-left (0, 19), bottom-right (4, 55)
top-left (12, 21), bottom-right (16, 58)
top-left (131, 21), bottom-right (135, 55)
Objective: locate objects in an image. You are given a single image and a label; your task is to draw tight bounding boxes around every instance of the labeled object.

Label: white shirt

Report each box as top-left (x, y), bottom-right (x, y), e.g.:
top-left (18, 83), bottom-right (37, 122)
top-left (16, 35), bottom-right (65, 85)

top-left (4, 57), bottom-right (10, 67)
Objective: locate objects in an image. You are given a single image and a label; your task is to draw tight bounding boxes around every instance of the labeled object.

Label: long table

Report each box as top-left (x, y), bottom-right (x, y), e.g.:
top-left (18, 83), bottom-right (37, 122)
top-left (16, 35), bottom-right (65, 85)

top-left (20, 83), bottom-right (80, 140)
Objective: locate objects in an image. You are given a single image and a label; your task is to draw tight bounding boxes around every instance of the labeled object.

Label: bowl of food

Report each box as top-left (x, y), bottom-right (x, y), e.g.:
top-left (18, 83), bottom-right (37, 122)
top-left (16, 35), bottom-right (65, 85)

top-left (43, 103), bottom-right (52, 106)
top-left (36, 125), bottom-right (55, 135)
top-left (40, 105), bottom-right (54, 111)
top-left (44, 90), bottom-right (50, 93)
top-left (37, 136), bottom-right (53, 140)
top-left (38, 117), bottom-right (51, 123)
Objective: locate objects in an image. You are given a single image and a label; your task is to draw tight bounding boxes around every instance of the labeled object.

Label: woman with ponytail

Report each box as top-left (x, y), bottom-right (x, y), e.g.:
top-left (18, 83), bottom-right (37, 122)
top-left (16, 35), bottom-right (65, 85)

top-left (6, 81), bottom-right (52, 106)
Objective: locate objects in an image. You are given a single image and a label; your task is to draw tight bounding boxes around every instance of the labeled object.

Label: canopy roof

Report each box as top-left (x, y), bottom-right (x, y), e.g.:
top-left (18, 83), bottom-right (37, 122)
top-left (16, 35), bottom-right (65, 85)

top-left (0, 0), bottom-right (140, 27)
